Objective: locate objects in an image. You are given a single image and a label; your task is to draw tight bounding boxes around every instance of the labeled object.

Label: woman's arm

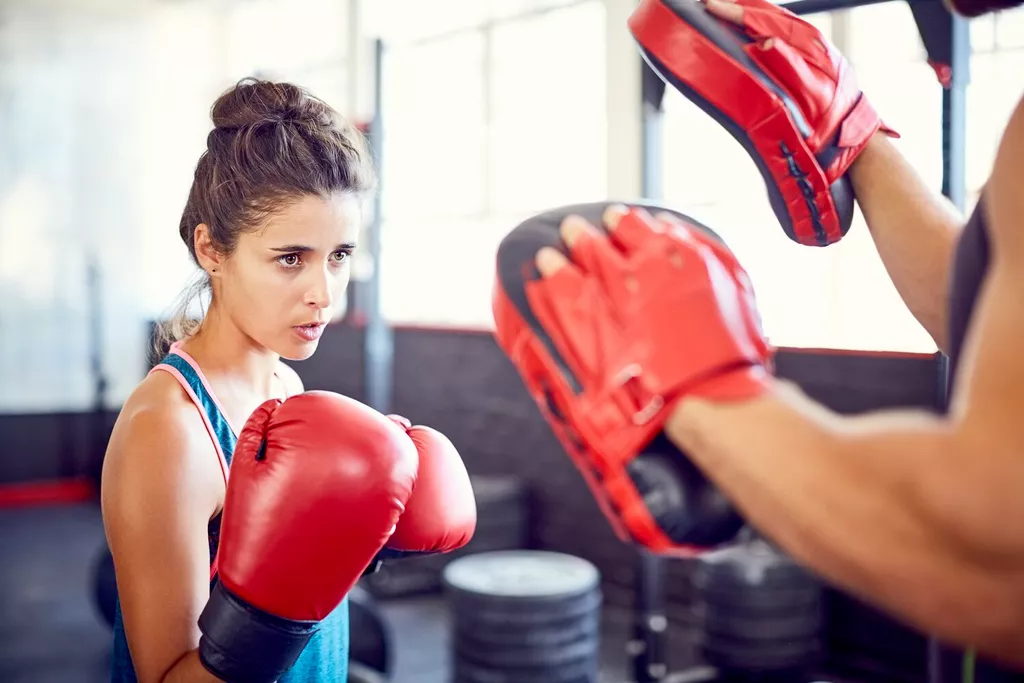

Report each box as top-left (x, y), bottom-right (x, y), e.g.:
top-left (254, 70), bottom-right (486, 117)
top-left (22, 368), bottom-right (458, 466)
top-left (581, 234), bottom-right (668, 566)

top-left (848, 133), bottom-right (963, 352)
top-left (101, 383), bottom-right (227, 683)
top-left (665, 96), bottom-right (1024, 666)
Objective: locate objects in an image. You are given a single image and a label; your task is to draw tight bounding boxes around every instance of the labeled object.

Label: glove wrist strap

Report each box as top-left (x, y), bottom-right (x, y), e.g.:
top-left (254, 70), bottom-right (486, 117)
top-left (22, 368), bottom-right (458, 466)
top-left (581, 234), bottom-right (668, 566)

top-left (198, 581), bottom-right (319, 683)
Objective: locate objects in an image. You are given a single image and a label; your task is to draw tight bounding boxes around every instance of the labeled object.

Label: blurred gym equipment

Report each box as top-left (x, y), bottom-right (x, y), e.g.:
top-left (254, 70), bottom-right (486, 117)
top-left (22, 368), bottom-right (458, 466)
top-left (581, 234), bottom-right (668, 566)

top-left (691, 536), bottom-right (825, 676)
top-left (443, 550), bottom-right (603, 683)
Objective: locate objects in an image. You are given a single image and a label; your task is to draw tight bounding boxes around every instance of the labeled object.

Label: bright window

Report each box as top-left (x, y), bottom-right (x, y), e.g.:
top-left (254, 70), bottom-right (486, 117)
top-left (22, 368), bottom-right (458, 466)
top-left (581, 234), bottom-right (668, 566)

top-left (380, 33), bottom-right (488, 221)
top-left (378, 1), bottom-right (607, 327)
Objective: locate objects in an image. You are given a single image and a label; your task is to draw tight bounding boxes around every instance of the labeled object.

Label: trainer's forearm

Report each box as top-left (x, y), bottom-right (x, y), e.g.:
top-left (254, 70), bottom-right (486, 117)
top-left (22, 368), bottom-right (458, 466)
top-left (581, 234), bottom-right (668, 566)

top-left (850, 133), bottom-right (962, 352)
top-left (161, 649), bottom-right (227, 683)
top-left (664, 382), bottom-right (1024, 663)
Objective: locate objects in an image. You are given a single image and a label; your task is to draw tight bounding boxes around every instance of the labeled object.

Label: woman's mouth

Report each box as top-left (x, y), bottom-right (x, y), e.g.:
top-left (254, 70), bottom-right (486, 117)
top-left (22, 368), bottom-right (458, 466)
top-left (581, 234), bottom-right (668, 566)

top-left (292, 322), bottom-right (326, 342)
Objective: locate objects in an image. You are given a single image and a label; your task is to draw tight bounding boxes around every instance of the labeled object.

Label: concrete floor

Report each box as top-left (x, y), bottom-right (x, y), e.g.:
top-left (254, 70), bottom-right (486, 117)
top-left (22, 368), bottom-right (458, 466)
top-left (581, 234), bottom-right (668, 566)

top-left (0, 503), bottom-right (112, 683)
top-left (0, 502), bottom-right (687, 683)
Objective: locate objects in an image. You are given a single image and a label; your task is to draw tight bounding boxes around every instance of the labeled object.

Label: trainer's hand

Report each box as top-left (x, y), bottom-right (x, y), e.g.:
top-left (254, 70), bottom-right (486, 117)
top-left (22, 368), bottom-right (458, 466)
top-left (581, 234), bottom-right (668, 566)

top-left (492, 201), bottom-right (772, 554)
top-left (535, 205), bottom-right (629, 276)
top-left (703, 0), bottom-right (745, 24)
top-left (534, 206), bottom-right (768, 364)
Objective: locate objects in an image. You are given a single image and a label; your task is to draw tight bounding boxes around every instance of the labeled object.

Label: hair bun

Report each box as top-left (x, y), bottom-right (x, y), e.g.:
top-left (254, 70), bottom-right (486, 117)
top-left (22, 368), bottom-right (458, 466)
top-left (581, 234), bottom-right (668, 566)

top-left (211, 77), bottom-right (332, 131)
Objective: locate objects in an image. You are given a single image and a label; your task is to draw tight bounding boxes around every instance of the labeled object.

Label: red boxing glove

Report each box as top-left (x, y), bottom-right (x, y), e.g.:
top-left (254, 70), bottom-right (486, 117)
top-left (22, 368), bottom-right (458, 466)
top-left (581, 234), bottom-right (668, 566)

top-left (628, 0), bottom-right (898, 247)
top-left (382, 415), bottom-right (477, 555)
top-left (493, 202), bottom-right (771, 556)
top-left (198, 391), bottom-right (419, 683)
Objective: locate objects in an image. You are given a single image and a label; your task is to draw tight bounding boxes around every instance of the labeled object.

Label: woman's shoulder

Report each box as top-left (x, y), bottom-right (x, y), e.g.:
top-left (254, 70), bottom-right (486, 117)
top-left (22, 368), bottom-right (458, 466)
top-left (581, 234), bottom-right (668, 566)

top-left (102, 370), bottom-right (222, 504)
top-left (114, 369), bottom-right (201, 441)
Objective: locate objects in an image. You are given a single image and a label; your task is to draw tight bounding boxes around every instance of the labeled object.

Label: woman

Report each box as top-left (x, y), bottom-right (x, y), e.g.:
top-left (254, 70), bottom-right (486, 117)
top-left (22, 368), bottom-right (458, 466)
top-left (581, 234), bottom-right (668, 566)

top-left (100, 77), bottom-right (375, 683)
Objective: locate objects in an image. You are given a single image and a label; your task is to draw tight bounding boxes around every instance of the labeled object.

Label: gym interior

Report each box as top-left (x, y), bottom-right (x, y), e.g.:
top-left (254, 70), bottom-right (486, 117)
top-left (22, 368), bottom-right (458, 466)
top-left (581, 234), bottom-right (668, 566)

top-left (1, 0), bottom-right (1023, 682)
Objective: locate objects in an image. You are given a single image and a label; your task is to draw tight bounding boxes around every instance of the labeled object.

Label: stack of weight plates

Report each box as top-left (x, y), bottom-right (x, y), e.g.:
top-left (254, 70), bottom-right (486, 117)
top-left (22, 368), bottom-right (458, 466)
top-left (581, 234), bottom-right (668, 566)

top-left (443, 550), bottom-right (603, 683)
top-left (691, 539), bottom-right (823, 674)
top-left (363, 475), bottom-right (530, 598)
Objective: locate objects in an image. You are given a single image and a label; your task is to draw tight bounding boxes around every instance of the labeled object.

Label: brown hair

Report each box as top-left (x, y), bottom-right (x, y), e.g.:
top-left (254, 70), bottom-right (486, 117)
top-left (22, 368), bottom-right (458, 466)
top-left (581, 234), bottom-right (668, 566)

top-left (156, 77), bottom-right (376, 352)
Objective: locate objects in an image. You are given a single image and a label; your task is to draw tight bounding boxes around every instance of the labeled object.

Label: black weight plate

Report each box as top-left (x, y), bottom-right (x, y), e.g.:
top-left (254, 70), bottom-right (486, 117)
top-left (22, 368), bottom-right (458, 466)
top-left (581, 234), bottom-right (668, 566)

top-left (347, 661), bottom-right (388, 683)
top-left (456, 633), bottom-right (599, 669)
top-left (461, 532), bottom-right (528, 555)
top-left (455, 611), bottom-right (599, 648)
top-left (694, 582), bottom-right (822, 611)
top-left (473, 513), bottom-right (529, 538)
top-left (444, 550), bottom-right (600, 605)
top-left (476, 496), bottom-right (529, 519)
top-left (471, 475), bottom-right (528, 503)
top-left (361, 551), bottom-right (450, 598)
top-left (91, 545), bottom-right (117, 629)
top-left (453, 656), bottom-right (598, 683)
top-left (455, 676), bottom-right (594, 683)
top-left (701, 634), bottom-right (822, 671)
top-left (362, 572), bottom-right (442, 598)
top-left (696, 605), bottom-right (822, 641)
top-left (694, 593), bottom-right (823, 622)
top-left (451, 587), bottom-right (602, 625)
top-left (692, 541), bottom-right (818, 592)
top-left (348, 585), bottom-right (391, 675)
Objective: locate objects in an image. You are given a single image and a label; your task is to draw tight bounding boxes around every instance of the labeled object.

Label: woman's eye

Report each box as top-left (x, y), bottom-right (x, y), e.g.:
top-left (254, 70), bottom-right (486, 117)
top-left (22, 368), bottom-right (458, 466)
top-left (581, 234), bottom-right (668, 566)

top-left (331, 250), bottom-right (351, 263)
top-left (279, 254), bottom-right (300, 267)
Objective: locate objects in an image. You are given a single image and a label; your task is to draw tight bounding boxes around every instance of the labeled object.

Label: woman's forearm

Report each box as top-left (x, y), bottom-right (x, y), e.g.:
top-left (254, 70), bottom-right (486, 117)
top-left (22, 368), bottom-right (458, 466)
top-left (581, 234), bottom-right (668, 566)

top-left (664, 381), bottom-right (1024, 663)
top-left (849, 133), bottom-right (963, 352)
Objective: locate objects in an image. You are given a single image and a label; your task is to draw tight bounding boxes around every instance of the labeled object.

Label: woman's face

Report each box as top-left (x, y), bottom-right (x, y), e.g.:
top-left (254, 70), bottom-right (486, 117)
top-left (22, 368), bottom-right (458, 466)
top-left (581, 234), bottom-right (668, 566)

top-left (217, 192), bottom-right (362, 360)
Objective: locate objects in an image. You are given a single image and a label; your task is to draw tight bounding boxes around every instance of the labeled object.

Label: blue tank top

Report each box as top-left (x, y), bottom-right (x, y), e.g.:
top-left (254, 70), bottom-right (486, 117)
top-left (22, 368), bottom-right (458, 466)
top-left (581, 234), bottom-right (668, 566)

top-left (110, 344), bottom-right (349, 682)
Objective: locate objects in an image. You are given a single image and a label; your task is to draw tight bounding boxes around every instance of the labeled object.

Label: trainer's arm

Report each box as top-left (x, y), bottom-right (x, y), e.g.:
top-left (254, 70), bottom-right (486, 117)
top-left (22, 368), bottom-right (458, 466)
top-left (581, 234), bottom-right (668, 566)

top-left (848, 133), bottom-right (963, 352)
top-left (665, 98), bottom-right (1024, 667)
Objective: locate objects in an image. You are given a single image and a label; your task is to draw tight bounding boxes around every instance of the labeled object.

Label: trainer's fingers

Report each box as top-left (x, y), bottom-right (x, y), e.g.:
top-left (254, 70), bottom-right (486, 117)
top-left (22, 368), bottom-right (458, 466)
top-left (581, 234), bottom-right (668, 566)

top-left (560, 213), bottom-right (628, 278)
top-left (611, 207), bottom-right (660, 255)
top-left (559, 214), bottom-right (593, 249)
top-left (601, 204), bottom-right (629, 233)
top-left (704, 0), bottom-right (745, 25)
top-left (654, 211), bottom-right (686, 229)
top-left (536, 247), bottom-right (569, 278)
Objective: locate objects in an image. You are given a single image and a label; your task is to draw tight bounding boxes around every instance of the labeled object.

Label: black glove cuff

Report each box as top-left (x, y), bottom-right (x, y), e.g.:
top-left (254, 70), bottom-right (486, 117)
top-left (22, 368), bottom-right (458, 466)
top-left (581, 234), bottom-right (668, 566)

top-left (198, 581), bottom-right (319, 683)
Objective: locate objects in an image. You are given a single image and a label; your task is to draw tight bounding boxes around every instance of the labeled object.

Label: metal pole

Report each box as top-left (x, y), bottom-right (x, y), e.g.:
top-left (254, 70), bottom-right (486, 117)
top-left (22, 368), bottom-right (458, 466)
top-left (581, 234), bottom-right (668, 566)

top-left (87, 257), bottom-right (108, 483)
top-left (629, 58), bottom-right (669, 683)
top-left (940, 16), bottom-right (970, 211)
top-left (363, 37), bottom-right (394, 414)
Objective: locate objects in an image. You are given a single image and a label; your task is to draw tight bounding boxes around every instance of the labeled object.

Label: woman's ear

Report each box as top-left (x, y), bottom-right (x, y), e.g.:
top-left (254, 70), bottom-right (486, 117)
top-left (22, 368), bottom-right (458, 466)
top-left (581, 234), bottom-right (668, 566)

top-left (193, 224), bottom-right (224, 275)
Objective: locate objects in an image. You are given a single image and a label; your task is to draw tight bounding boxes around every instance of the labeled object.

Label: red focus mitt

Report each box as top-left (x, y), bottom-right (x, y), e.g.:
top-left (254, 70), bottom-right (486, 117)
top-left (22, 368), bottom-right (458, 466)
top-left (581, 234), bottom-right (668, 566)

top-left (628, 0), bottom-right (898, 247)
top-left (492, 201), bottom-right (772, 557)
